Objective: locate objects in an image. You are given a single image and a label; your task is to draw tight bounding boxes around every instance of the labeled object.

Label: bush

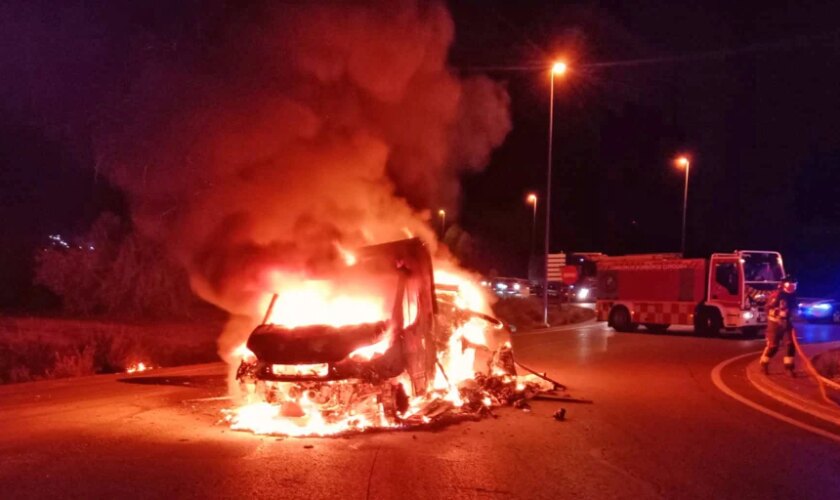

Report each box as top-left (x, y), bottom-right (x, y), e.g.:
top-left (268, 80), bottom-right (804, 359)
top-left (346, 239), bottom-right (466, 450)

top-left (33, 213), bottom-right (200, 319)
top-left (813, 349), bottom-right (840, 381)
top-left (0, 317), bottom-right (220, 384)
top-left (492, 297), bottom-right (595, 331)
top-left (48, 346), bottom-right (96, 379)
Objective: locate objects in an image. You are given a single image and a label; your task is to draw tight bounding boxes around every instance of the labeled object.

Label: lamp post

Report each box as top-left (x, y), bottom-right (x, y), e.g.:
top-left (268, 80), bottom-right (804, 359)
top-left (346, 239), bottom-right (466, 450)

top-left (526, 193), bottom-right (538, 255)
top-left (676, 156), bottom-right (690, 256)
top-left (544, 61), bottom-right (567, 326)
top-left (438, 209), bottom-right (446, 238)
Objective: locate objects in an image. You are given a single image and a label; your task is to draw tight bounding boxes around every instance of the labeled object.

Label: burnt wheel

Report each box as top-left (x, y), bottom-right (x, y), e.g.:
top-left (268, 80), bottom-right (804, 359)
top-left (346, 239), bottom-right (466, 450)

top-left (609, 306), bottom-right (637, 332)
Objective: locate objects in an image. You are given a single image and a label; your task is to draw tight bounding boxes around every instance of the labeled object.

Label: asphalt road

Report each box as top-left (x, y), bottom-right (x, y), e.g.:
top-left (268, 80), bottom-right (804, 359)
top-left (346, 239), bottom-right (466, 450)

top-left (2, 321), bottom-right (840, 499)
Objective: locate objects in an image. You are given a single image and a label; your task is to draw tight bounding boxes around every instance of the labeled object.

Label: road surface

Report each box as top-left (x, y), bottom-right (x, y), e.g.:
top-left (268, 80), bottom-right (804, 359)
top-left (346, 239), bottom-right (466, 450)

top-left (1, 321), bottom-right (839, 499)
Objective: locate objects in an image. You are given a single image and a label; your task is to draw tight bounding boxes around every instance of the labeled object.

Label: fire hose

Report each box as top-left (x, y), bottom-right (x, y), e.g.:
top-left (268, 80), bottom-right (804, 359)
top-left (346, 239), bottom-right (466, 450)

top-left (790, 328), bottom-right (840, 407)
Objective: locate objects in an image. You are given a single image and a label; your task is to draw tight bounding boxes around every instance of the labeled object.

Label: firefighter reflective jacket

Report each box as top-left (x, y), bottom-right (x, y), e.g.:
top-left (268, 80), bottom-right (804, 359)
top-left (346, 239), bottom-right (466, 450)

top-left (767, 289), bottom-right (796, 324)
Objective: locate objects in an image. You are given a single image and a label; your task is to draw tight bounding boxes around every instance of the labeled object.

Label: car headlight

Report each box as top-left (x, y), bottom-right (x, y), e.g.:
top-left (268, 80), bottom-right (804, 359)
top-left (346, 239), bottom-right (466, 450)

top-left (496, 283), bottom-right (508, 290)
top-left (513, 283), bottom-right (521, 291)
top-left (577, 288), bottom-right (590, 300)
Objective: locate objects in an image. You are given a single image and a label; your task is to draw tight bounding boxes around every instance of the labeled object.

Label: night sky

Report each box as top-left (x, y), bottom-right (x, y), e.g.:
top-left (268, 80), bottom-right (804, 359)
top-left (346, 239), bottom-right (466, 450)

top-left (450, 1), bottom-right (840, 292)
top-left (2, 0), bottom-right (840, 309)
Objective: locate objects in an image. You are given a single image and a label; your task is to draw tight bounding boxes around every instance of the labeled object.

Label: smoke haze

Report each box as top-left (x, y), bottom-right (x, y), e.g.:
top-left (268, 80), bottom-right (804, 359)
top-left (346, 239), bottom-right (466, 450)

top-left (90, 1), bottom-right (511, 347)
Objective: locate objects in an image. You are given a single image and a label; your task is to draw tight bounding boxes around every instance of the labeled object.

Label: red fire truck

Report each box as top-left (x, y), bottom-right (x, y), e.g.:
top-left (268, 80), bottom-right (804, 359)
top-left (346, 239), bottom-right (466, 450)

top-left (595, 251), bottom-right (785, 336)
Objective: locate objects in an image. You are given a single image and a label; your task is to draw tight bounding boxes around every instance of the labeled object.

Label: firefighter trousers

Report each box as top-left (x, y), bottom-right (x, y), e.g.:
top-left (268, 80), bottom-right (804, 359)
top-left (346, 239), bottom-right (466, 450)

top-left (760, 320), bottom-right (795, 370)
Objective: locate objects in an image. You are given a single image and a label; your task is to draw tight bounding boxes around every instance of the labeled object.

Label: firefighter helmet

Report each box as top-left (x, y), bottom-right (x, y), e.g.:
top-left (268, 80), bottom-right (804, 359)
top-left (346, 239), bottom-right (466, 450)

top-left (780, 275), bottom-right (797, 293)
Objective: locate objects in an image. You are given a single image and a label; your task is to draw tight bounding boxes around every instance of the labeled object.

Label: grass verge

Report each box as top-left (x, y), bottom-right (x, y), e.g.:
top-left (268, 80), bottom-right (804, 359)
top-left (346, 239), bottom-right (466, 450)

top-left (813, 348), bottom-right (840, 382)
top-left (0, 316), bottom-right (221, 384)
top-left (491, 297), bottom-right (595, 332)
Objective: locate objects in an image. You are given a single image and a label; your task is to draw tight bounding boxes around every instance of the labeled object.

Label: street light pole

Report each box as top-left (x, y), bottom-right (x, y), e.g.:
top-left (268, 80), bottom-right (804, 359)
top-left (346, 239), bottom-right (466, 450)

top-left (527, 193), bottom-right (538, 255)
top-left (544, 61), bottom-right (566, 326)
top-left (677, 157), bottom-right (690, 256)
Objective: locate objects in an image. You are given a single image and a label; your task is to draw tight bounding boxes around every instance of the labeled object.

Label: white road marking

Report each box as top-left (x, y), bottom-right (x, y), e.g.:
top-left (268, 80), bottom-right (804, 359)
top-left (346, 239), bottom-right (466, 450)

top-left (710, 351), bottom-right (840, 444)
top-left (746, 366), bottom-right (840, 426)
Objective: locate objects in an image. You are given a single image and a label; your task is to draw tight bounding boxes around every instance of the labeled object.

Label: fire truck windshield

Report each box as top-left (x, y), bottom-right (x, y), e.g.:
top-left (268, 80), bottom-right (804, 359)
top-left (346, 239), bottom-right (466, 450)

top-left (742, 252), bottom-right (784, 283)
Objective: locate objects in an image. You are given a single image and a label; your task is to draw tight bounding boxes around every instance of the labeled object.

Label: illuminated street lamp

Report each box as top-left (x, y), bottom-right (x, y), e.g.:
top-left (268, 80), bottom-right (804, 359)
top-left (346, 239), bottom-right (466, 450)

top-left (676, 156), bottom-right (691, 256)
top-left (544, 60), bottom-right (567, 325)
top-left (438, 209), bottom-right (446, 238)
top-left (526, 193), bottom-right (538, 255)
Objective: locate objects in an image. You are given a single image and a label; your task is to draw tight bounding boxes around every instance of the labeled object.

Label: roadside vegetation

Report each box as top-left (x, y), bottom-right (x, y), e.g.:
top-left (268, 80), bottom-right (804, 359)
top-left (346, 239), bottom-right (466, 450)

top-left (492, 297), bottom-right (595, 332)
top-left (0, 212), bottom-right (225, 385)
top-left (814, 348), bottom-right (840, 382)
top-left (0, 316), bottom-right (220, 384)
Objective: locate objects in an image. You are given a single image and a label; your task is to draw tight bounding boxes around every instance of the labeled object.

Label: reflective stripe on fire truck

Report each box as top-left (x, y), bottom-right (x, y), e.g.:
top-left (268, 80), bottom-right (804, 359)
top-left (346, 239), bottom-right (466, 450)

top-left (598, 301), bottom-right (695, 325)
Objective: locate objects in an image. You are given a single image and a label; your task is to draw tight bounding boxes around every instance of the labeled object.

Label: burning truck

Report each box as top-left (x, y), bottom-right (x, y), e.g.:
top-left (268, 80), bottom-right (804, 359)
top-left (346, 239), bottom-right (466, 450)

top-left (228, 238), bottom-right (539, 436)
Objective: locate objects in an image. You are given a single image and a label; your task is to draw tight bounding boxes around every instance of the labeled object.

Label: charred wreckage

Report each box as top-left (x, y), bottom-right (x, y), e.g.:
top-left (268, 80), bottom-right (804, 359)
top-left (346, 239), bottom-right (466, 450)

top-left (232, 238), bottom-right (586, 434)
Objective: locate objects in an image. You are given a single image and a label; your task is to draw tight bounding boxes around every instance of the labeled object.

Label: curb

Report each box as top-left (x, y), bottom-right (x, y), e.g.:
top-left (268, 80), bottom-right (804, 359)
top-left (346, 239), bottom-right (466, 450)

top-left (515, 318), bottom-right (600, 336)
top-left (746, 354), bottom-right (840, 427)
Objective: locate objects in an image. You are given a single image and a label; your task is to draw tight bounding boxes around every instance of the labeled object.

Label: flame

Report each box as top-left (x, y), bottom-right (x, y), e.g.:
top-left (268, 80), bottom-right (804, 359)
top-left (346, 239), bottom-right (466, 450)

top-left (264, 280), bottom-right (386, 329)
top-left (434, 268), bottom-right (488, 312)
top-left (126, 361), bottom-right (152, 374)
top-left (228, 398), bottom-right (381, 437)
top-left (226, 261), bottom-right (515, 437)
top-left (334, 242), bottom-right (357, 266)
top-left (348, 331), bottom-right (392, 361)
top-left (233, 344), bottom-right (256, 363)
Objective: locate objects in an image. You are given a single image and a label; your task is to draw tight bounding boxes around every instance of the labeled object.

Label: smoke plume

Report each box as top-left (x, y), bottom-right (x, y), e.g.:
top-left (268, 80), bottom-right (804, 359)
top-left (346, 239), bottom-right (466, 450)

top-left (97, 0), bottom-right (511, 348)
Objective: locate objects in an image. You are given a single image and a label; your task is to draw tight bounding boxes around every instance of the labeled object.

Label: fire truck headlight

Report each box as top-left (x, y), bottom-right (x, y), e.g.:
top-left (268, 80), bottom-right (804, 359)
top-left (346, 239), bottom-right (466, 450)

top-left (742, 311), bottom-right (754, 320)
top-left (577, 287), bottom-right (590, 300)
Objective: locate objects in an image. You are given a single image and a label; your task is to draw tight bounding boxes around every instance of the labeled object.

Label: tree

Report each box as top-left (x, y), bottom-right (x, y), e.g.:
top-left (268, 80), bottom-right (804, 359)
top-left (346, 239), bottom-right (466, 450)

top-left (34, 213), bottom-right (198, 318)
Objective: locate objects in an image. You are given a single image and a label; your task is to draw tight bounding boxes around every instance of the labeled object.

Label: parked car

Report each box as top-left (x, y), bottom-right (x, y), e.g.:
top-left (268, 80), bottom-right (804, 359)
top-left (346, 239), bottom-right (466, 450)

top-left (486, 277), bottom-right (531, 298)
top-left (529, 282), bottom-right (559, 298)
top-left (798, 296), bottom-right (840, 323)
top-left (559, 282), bottom-right (597, 303)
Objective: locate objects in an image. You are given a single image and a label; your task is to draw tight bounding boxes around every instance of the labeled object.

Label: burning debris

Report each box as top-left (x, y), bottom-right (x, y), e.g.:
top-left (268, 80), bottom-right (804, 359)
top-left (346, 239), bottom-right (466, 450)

top-left (223, 239), bottom-right (585, 437)
top-left (125, 362), bottom-right (153, 374)
top-left (80, 0), bottom-right (552, 436)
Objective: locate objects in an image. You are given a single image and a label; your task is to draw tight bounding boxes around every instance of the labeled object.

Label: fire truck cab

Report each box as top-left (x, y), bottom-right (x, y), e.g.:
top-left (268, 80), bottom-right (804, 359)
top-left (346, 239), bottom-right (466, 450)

top-left (596, 250), bottom-right (784, 336)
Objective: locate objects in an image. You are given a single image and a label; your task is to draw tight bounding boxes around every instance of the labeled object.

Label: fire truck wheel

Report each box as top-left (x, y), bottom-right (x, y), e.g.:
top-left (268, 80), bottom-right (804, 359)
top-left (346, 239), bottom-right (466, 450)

top-left (609, 306), bottom-right (637, 332)
top-left (694, 307), bottom-right (722, 337)
top-left (644, 323), bottom-right (670, 333)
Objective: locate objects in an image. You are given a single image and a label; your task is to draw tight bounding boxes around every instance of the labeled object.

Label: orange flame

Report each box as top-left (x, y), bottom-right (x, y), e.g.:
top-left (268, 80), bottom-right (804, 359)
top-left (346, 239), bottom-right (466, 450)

top-left (264, 280), bottom-right (386, 329)
top-left (334, 242), bottom-right (357, 266)
top-left (126, 361), bottom-right (152, 374)
top-left (226, 262), bottom-right (506, 437)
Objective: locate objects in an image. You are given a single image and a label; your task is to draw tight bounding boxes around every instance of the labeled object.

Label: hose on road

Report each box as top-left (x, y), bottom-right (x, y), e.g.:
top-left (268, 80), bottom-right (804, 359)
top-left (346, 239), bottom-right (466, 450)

top-left (791, 328), bottom-right (840, 407)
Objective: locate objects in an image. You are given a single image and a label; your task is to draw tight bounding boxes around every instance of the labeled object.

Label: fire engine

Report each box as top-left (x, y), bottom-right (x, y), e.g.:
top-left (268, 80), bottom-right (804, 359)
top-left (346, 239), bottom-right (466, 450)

top-left (595, 251), bottom-right (785, 336)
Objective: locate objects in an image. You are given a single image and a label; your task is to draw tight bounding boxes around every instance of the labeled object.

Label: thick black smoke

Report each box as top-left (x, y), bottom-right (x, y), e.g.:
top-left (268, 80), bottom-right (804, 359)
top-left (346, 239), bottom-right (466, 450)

top-left (93, 1), bottom-right (510, 336)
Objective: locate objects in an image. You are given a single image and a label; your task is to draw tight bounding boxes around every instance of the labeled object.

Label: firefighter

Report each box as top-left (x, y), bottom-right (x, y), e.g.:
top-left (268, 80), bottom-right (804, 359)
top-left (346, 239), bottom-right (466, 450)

top-left (760, 275), bottom-right (798, 375)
